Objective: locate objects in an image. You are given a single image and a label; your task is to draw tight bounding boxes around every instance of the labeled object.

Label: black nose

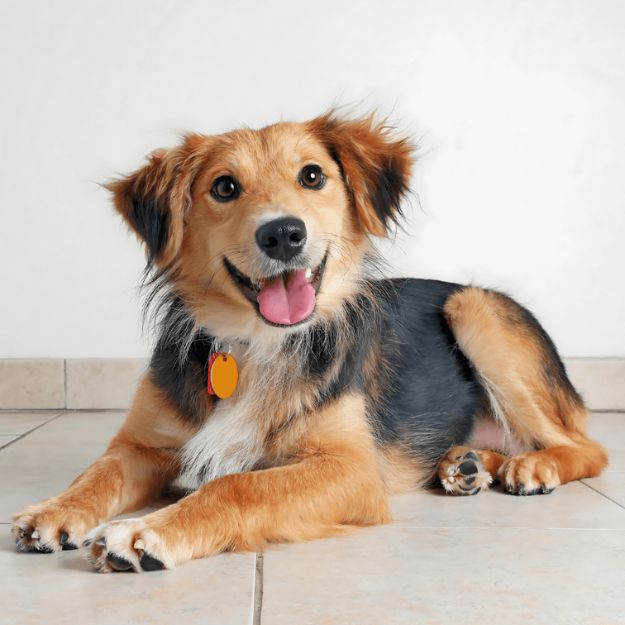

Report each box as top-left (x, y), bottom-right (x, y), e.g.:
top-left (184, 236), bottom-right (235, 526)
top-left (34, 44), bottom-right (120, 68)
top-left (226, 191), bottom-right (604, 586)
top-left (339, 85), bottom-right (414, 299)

top-left (255, 217), bottom-right (307, 262)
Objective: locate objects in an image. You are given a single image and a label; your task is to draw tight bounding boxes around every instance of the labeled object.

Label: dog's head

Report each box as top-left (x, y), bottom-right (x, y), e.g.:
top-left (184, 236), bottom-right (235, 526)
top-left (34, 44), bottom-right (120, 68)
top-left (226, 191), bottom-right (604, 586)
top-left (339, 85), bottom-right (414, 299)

top-left (109, 113), bottom-right (413, 343)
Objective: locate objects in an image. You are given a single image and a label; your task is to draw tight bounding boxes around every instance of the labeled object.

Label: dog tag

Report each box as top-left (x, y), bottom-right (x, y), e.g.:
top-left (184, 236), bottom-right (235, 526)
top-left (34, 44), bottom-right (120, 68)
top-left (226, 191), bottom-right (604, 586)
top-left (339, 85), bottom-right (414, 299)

top-left (207, 353), bottom-right (238, 399)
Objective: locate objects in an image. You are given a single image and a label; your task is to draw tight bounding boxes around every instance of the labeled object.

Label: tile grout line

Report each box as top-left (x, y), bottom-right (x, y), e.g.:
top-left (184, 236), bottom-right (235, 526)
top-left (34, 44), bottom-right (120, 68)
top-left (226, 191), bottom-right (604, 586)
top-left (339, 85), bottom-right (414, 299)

top-left (0, 411), bottom-right (66, 452)
top-left (251, 552), bottom-right (264, 625)
top-left (579, 479), bottom-right (625, 511)
top-left (388, 525), bottom-right (625, 531)
top-left (63, 358), bottom-right (68, 409)
top-left (0, 409), bottom-right (126, 414)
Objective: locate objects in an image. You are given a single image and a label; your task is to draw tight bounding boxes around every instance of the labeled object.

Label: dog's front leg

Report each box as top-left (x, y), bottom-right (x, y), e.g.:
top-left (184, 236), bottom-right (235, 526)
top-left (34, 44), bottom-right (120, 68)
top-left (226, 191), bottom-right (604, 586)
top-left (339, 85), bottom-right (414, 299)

top-left (86, 393), bottom-right (389, 572)
top-left (12, 378), bottom-right (188, 552)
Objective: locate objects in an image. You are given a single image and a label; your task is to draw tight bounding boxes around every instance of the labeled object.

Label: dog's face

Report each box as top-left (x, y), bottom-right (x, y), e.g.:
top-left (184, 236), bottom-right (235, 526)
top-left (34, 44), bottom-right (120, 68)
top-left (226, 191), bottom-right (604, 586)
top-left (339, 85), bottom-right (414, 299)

top-left (109, 114), bottom-right (413, 343)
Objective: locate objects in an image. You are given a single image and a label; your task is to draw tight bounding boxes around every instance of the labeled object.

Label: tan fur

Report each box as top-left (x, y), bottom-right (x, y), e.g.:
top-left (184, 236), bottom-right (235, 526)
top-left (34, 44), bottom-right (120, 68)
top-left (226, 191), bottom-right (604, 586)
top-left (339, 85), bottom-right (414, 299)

top-left (378, 446), bottom-right (432, 494)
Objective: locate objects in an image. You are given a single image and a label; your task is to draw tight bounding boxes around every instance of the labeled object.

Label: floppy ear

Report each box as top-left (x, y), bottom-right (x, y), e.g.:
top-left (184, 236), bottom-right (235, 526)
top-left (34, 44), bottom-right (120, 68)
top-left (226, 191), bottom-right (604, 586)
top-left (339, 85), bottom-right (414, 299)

top-left (107, 135), bottom-right (208, 267)
top-left (308, 113), bottom-right (415, 237)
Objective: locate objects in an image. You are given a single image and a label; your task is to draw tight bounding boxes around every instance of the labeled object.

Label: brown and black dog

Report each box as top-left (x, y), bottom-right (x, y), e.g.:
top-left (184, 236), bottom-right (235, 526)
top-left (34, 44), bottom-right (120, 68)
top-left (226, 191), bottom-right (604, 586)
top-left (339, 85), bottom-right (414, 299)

top-left (12, 113), bottom-right (607, 572)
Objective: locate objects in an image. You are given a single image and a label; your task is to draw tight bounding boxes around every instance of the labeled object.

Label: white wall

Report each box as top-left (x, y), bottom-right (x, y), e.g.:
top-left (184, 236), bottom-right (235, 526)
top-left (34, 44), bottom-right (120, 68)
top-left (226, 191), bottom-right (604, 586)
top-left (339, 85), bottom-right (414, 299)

top-left (1, 0), bottom-right (624, 358)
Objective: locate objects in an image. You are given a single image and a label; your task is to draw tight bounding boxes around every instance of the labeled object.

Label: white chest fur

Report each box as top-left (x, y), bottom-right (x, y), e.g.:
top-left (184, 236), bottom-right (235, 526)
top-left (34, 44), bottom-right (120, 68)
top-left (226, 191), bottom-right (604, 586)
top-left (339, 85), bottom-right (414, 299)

top-left (175, 393), bottom-right (265, 490)
top-left (173, 335), bottom-right (305, 490)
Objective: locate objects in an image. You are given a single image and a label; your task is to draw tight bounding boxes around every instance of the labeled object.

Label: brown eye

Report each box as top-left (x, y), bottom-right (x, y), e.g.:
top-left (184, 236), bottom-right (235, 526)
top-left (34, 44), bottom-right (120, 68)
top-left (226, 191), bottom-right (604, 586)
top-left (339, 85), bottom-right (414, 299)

top-left (211, 176), bottom-right (240, 202)
top-left (298, 164), bottom-right (326, 190)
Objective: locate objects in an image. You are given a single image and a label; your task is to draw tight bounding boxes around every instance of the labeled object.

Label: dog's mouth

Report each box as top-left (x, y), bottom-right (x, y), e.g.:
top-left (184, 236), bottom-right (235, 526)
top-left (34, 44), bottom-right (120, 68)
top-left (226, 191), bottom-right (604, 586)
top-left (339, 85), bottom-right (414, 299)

top-left (224, 254), bottom-right (328, 327)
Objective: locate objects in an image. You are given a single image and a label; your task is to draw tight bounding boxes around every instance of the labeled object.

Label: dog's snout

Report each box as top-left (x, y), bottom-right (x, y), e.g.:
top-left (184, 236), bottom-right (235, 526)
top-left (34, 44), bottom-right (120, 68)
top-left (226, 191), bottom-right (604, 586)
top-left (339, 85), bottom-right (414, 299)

top-left (255, 217), bottom-right (307, 262)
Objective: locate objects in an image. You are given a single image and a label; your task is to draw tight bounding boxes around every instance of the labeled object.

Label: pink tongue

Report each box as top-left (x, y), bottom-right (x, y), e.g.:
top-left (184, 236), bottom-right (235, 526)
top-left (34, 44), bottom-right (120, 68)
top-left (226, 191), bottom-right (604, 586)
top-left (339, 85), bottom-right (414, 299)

top-left (257, 270), bottom-right (316, 325)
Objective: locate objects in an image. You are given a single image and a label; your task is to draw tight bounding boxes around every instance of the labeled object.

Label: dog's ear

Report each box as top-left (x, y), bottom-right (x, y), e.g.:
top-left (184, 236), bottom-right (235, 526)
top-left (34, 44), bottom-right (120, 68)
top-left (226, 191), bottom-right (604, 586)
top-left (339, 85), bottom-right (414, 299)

top-left (107, 135), bottom-right (208, 267)
top-left (308, 113), bottom-right (414, 236)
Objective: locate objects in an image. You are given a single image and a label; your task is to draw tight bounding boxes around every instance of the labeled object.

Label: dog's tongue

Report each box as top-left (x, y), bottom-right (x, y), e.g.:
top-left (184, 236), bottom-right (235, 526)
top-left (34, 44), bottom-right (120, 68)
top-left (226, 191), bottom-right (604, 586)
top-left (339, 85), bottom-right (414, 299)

top-left (257, 270), bottom-right (315, 325)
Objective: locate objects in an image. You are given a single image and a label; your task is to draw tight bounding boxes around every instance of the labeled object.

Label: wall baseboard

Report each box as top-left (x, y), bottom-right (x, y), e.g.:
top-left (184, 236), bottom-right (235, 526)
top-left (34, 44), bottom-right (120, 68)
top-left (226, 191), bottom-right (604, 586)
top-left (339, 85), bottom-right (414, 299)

top-left (0, 357), bottom-right (623, 411)
top-left (0, 358), bottom-right (148, 410)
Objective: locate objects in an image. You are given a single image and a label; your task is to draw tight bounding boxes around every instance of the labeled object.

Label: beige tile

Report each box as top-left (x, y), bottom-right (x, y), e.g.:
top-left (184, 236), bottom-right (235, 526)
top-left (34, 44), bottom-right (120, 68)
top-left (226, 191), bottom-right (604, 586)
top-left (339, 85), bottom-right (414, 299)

top-left (587, 412), bottom-right (625, 471)
top-left (391, 479), bottom-right (625, 529)
top-left (583, 473), bottom-right (625, 508)
top-left (0, 359), bottom-right (64, 409)
top-left (0, 532), bottom-right (255, 625)
top-left (262, 526), bottom-right (625, 625)
top-left (0, 409), bottom-right (255, 625)
top-left (0, 412), bottom-right (126, 522)
top-left (0, 435), bottom-right (20, 450)
top-left (0, 411), bottom-right (61, 436)
top-left (66, 358), bottom-right (148, 410)
top-left (564, 358), bottom-right (625, 411)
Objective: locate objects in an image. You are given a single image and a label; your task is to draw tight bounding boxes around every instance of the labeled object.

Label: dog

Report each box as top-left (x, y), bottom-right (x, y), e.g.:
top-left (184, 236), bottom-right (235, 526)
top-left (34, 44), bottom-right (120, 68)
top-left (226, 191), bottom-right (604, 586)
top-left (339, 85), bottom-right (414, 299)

top-left (12, 112), bottom-right (608, 572)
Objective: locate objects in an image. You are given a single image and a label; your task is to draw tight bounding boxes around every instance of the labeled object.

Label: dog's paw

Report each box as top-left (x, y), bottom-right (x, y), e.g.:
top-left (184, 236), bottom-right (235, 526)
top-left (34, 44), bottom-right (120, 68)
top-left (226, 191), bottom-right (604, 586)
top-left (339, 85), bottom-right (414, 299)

top-left (439, 449), bottom-right (493, 496)
top-left (498, 452), bottom-right (560, 495)
top-left (84, 519), bottom-right (172, 573)
top-left (12, 501), bottom-right (98, 553)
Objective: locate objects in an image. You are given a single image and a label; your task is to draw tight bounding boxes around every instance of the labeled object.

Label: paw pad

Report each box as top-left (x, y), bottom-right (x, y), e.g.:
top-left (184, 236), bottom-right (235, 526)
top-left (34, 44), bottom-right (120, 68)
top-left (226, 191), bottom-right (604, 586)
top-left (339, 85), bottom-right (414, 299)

top-left (440, 450), bottom-right (493, 496)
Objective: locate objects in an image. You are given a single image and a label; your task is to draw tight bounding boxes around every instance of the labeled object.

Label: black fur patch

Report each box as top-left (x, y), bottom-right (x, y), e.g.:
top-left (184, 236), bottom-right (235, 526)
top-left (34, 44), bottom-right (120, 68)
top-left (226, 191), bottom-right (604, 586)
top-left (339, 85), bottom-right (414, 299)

top-left (326, 148), bottom-right (407, 233)
top-left (366, 279), bottom-right (480, 467)
top-left (370, 163), bottom-right (407, 231)
top-left (149, 297), bottom-right (216, 426)
top-left (300, 320), bottom-right (339, 380)
top-left (128, 194), bottom-right (170, 261)
top-left (312, 298), bottom-right (377, 406)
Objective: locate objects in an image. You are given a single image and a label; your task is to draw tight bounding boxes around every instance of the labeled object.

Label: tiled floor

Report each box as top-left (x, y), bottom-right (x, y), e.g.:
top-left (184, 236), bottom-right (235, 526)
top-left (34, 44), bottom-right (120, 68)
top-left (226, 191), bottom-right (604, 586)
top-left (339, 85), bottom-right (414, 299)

top-left (1, 412), bottom-right (624, 625)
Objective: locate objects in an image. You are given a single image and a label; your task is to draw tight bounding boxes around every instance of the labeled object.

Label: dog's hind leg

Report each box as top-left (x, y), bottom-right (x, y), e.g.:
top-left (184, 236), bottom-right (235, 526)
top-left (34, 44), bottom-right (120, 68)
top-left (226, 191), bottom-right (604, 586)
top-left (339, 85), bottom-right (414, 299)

top-left (443, 287), bottom-right (608, 495)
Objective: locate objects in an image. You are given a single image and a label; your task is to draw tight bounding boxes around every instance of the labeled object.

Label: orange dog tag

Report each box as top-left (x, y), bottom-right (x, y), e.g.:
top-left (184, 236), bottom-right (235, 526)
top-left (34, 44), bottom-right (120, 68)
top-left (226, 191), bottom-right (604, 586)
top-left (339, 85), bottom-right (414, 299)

top-left (207, 353), bottom-right (238, 399)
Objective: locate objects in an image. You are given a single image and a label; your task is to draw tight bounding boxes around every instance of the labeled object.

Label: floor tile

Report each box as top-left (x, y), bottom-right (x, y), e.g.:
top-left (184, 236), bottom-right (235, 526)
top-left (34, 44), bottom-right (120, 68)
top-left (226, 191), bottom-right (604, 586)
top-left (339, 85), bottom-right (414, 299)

top-left (0, 410), bottom-right (256, 623)
top-left (0, 435), bottom-right (20, 450)
top-left (0, 411), bottom-right (61, 437)
top-left (0, 532), bottom-right (255, 625)
top-left (587, 412), bottom-right (625, 471)
top-left (391, 480), bottom-right (625, 529)
top-left (583, 473), bottom-right (625, 508)
top-left (261, 526), bottom-right (625, 625)
top-left (0, 412), bottom-right (126, 522)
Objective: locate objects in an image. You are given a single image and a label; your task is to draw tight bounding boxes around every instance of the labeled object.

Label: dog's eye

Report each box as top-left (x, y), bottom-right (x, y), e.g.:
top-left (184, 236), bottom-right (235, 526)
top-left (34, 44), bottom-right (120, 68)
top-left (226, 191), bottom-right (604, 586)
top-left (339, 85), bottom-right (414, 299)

top-left (211, 176), bottom-right (240, 202)
top-left (298, 165), bottom-right (326, 190)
